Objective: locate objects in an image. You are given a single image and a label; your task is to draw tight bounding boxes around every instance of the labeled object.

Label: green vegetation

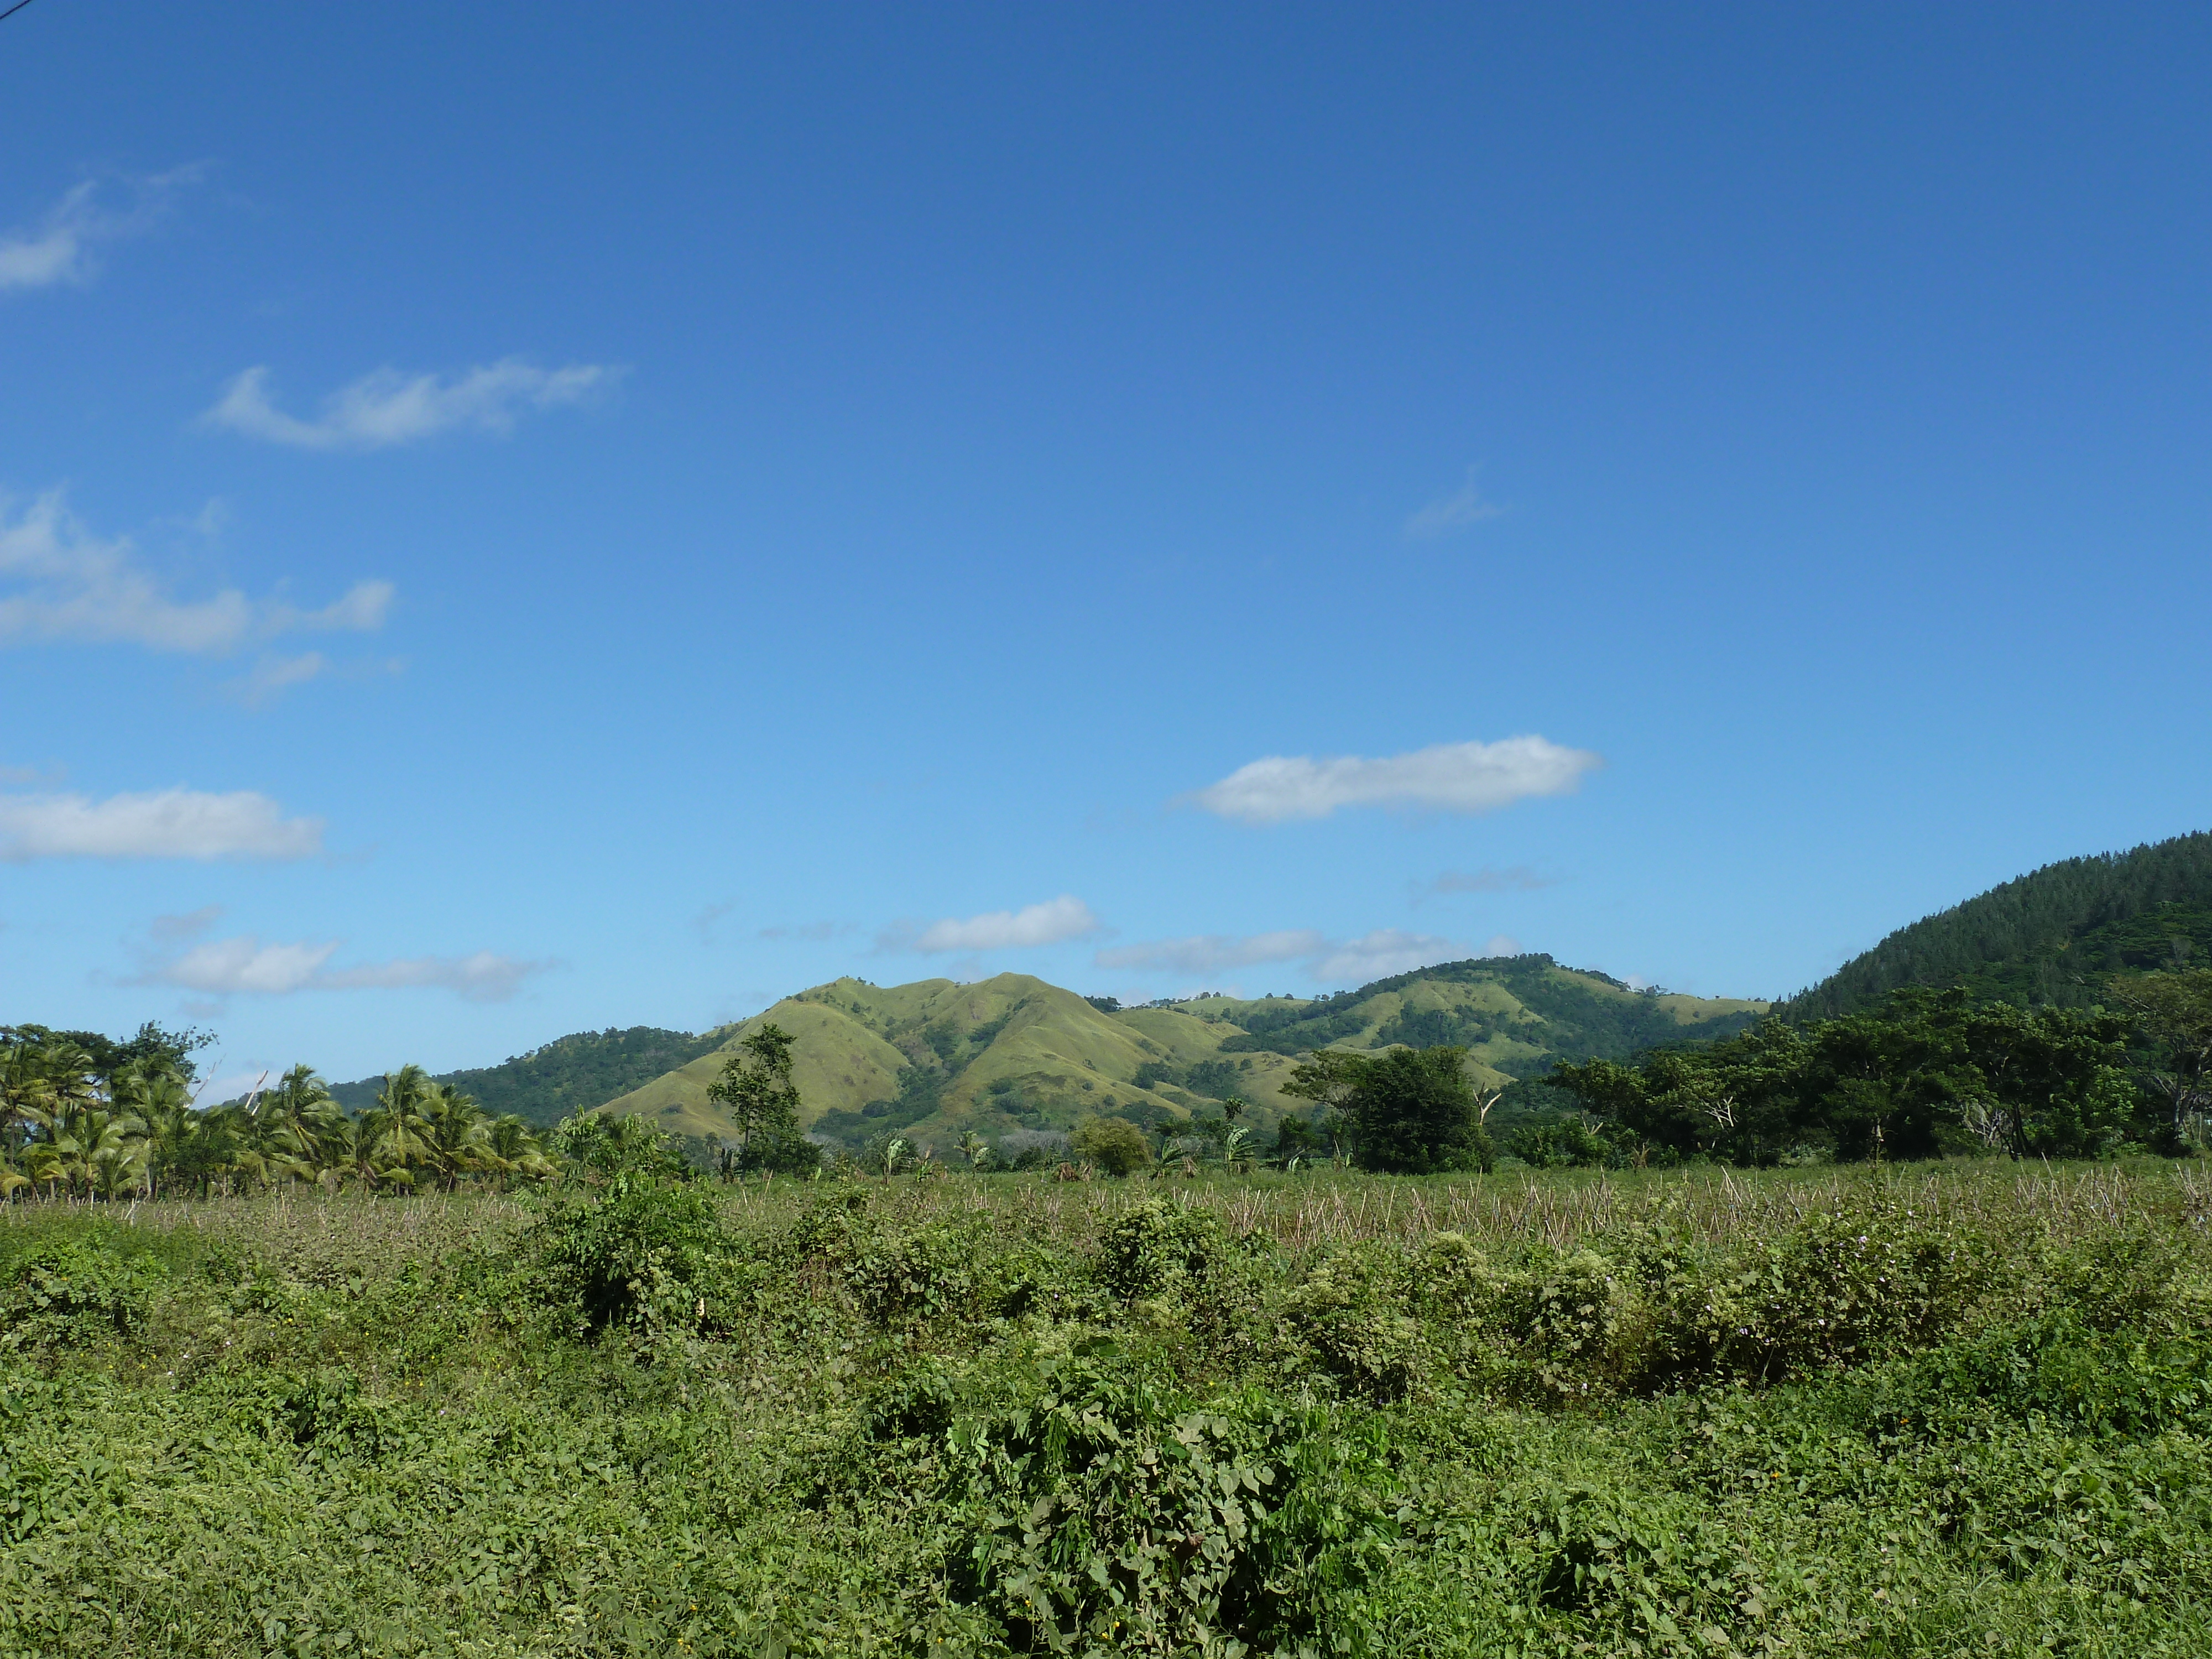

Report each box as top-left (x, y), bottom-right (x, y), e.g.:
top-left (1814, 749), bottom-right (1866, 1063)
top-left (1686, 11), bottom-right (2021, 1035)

top-left (1781, 829), bottom-right (2212, 1020)
top-left (593, 964), bottom-right (1767, 1153)
top-left (3, 1030), bottom-right (555, 1198)
top-left (1545, 987), bottom-right (2148, 1165)
top-left (4, 1159), bottom-right (2210, 1656)
top-left (324, 1026), bottom-right (728, 1126)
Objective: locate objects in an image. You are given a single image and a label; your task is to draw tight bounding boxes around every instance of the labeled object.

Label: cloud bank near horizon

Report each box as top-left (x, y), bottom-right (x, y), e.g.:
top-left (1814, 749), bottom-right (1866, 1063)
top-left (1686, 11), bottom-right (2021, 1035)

top-left (1097, 926), bottom-right (1520, 987)
top-left (887, 894), bottom-right (1100, 954)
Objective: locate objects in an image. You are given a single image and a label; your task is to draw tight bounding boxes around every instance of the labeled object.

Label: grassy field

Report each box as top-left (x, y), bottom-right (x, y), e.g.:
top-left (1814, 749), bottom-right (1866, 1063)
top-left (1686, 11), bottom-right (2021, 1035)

top-left (4, 1159), bottom-right (2211, 1657)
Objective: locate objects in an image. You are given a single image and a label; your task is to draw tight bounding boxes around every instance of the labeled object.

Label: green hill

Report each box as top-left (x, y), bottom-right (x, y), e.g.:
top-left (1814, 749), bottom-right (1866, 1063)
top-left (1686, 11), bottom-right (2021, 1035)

top-left (325, 1026), bottom-right (728, 1126)
top-left (596, 958), bottom-right (1768, 1149)
top-left (1778, 830), bottom-right (2212, 1021)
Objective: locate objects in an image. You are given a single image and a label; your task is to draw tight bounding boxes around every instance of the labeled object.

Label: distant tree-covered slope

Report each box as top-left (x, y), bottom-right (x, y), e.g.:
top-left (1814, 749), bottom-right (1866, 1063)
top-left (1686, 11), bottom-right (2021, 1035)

top-left (327, 1027), bottom-right (727, 1126)
top-left (596, 962), bottom-right (1766, 1149)
top-left (1196, 954), bottom-right (1767, 1074)
top-left (1778, 831), bottom-right (2212, 1021)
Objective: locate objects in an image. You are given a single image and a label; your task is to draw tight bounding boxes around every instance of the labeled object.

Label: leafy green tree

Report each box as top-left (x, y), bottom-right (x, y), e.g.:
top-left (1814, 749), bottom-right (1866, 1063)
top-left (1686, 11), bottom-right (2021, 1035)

top-left (708, 1022), bottom-right (806, 1170)
top-left (1280, 1049), bottom-right (1370, 1161)
top-left (551, 1112), bottom-right (691, 1186)
top-left (1346, 1045), bottom-right (1491, 1174)
top-left (1545, 988), bottom-right (2133, 1164)
top-left (2109, 968), bottom-right (2212, 1149)
top-left (1071, 1115), bottom-right (1154, 1176)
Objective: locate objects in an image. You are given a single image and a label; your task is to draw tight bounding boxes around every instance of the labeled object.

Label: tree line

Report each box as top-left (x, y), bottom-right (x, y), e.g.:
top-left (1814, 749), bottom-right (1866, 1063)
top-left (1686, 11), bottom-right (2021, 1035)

top-left (1, 1024), bottom-right (556, 1198)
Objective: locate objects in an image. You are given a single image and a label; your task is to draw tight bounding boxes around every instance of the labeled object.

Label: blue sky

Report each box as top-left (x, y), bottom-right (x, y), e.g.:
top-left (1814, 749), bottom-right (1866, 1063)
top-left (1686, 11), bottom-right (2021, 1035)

top-left (4, 3), bottom-right (2209, 1095)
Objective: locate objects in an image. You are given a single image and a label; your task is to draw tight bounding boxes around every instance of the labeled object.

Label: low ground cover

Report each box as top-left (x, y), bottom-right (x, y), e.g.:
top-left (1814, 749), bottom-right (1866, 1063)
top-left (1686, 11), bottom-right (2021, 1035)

top-left (3, 1160), bottom-right (2209, 1657)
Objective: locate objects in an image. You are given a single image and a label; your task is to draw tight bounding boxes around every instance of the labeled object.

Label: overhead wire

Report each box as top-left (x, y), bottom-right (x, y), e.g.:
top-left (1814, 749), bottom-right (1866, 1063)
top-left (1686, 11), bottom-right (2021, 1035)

top-left (0, 0), bottom-right (40, 23)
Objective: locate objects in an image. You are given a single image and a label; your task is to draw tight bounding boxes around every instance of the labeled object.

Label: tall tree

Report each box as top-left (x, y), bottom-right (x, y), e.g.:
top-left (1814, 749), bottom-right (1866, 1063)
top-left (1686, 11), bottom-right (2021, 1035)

top-left (708, 1022), bottom-right (805, 1168)
top-left (1346, 1045), bottom-right (1490, 1174)
top-left (2109, 968), bottom-right (2212, 1149)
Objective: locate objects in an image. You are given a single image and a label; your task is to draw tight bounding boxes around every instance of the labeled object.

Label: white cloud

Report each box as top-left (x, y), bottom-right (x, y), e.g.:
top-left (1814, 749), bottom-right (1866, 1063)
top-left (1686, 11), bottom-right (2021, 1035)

top-left (1098, 926), bottom-right (1488, 987)
top-left (319, 951), bottom-right (547, 1001)
top-left (1405, 467), bottom-right (1505, 538)
top-left (151, 937), bottom-right (548, 1002)
top-left (1308, 930), bottom-right (1465, 983)
top-left (0, 491), bottom-right (392, 656)
top-left (0, 170), bottom-right (201, 293)
top-left (1484, 933), bottom-right (1522, 958)
top-left (0, 787), bottom-right (323, 860)
top-left (892, 895), bottom-right (1100, 953)
top-left (1192, 735), bottom-right (1601, 824)
top-left (204, 359), bottom-right (618, 451)
top-left (163, 937), bottom-right (339, 994)
top-left (1095, 930), bottom-right (1327, 974)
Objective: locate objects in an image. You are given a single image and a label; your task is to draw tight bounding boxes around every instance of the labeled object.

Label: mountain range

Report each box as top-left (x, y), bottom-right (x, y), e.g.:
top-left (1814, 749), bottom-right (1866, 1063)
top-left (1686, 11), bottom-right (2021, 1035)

top-left (315, 827), bottom-right (2212, 1146)
top-left (592, 954), bottom-right (1763, 1147)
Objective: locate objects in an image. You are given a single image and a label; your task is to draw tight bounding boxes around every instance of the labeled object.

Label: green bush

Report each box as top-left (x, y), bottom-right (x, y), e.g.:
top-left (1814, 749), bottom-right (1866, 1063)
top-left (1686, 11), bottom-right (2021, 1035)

top-left (0, 1237), bottom-right (165, 1352)
top-left (838, 1221), bottom-right (979, 1325)
top-left (1071, 1115), bottom-right (1154, 1176)
top-left (943, 1339), bottom-right (1400, 1655)
top-left (1093, 1199), bottom-right (1226, 1302)
top-left (526, 1180), bottom-right (735, 1337)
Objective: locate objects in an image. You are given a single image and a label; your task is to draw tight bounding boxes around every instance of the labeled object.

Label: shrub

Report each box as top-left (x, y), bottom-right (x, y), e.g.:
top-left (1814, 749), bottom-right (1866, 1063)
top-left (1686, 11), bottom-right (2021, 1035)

top-left (943, 1340), bottom-right (1399, 1654)
top-left (1280, 1260), bottom-right (1428, 1400)
top-left (839, 1222), bottom-right (979, 1325)
top-left (1093, 1199), bottom-right (1224, 1301)
top-left (0, 1237), bottom-right (164, 1352)
top-left (527, 1180), bottom-right (734, 1337)
top-left (1070, 1115), bottom-right (1153, 1176)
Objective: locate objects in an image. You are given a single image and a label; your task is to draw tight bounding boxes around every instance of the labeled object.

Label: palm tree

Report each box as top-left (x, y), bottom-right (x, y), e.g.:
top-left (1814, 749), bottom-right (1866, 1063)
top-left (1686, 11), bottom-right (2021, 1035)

top-left (85, 1108), bottom-right (150, 1201)
top-left (482, 1114), bottom-right (557, 1186)
top-left (418, 1083), bottom-right (490, 1187)
top-left (251, 1065), bottom-right (349, 1177)
top-left (120, 1065), bottom-right (200, 1196)
top-left (358, 1065), bottom-right (439, 1185)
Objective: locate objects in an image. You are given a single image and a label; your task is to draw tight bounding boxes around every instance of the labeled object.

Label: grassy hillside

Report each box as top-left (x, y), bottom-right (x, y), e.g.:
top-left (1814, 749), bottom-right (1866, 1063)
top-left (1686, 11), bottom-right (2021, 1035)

top-left (1779, 829), bottom-right (2212, 1020)
top-left (599, 958), bottom-right (1768, 1150)
top-left (325, 1026), bottom-right (727, 1125)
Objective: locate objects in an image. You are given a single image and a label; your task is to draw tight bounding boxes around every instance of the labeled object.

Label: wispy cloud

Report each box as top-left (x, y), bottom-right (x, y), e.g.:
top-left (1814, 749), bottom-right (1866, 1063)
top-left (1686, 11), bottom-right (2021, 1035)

top-left (882, 895), bottom-right (1100, 954)
top-left (0, 787), bottom-right (323, 860)
top-left (0, 169), bottom-right (202, 293)
top-left (1310, 929), bottom-right (1473, 983)
top-left (0, 491), bottom-right (392, 656)
top-left (1191, 736), bottom-right (1600, 825)
top-left (760, 920), bottom-right (842, 943)
top-left (1405, 467), bottom-right (1505, 538)
top-left (1415, 866), bottom-right (1556, 903)
top-left (1097, 926), bottom-right (1506, 985)
top-left (204, 359), bottom-right (618, 451)
top-left (231, 651), bottom-right (328, 705)
top-left (150, 904), bottom-right (223, 942)
top-left (152, 936), bottom-right (549, 1001)
top-left (1094, 931), bottom-right (1328, 975)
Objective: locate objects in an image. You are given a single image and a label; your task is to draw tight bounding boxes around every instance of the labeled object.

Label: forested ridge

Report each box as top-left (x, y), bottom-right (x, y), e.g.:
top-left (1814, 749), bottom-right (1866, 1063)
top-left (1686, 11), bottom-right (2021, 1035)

top-left (1780, 830), bottom-right (2212, 1020)
top-left (323, 1026), bottom-right (726, 1126)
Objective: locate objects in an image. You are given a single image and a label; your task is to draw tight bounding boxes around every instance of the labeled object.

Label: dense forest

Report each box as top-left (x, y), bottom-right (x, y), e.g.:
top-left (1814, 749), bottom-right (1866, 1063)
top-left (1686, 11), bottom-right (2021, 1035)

top-left (1778, 830), bottom-right (2212, 1019)
top-left (1211, 954), bottom-right (1765, 1069)
top-left (321, 1025), bottom-right (726, 1125)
